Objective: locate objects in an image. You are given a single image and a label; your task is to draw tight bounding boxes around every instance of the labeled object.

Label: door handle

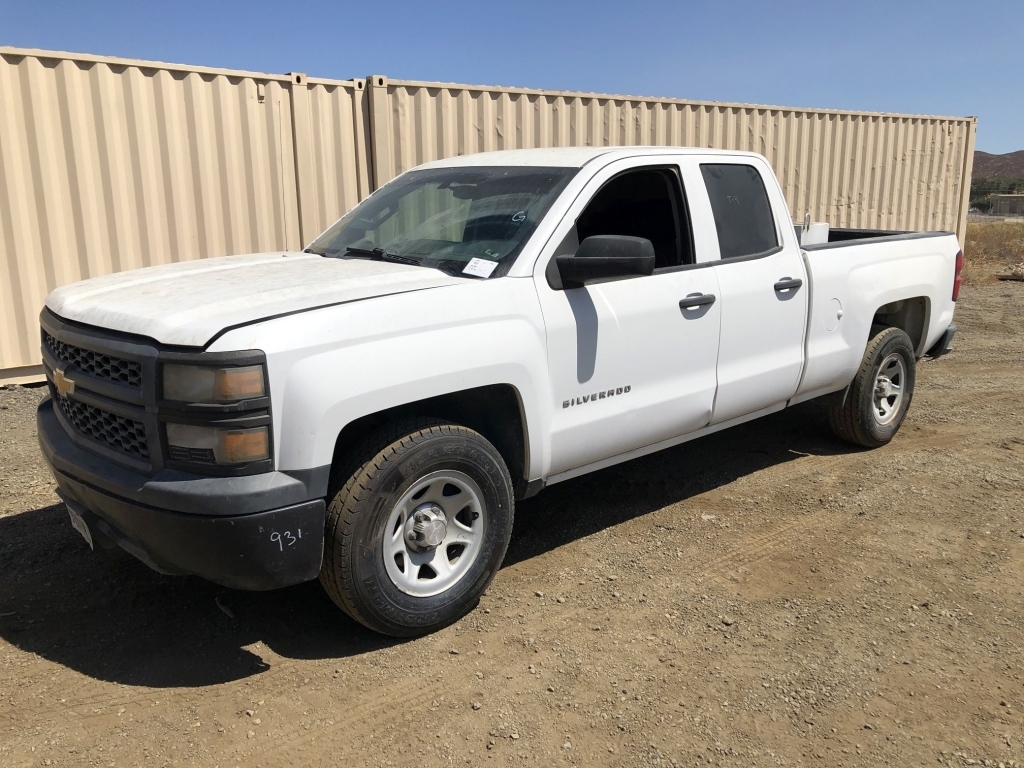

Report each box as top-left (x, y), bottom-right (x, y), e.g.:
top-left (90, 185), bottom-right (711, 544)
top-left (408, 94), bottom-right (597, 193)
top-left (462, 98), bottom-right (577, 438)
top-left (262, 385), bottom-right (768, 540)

top-left (679, 293), bottom-right (716, 309)
top-left (774, 277), bottom-right (803, 292)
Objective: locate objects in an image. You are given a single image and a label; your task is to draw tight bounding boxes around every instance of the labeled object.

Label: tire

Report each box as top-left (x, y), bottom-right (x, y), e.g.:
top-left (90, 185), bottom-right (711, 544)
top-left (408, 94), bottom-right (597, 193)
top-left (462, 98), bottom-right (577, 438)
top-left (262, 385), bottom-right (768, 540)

top-left (828, 326), bottom-right (916, 448)
top-left (319, 418), bottom-right (514, 637)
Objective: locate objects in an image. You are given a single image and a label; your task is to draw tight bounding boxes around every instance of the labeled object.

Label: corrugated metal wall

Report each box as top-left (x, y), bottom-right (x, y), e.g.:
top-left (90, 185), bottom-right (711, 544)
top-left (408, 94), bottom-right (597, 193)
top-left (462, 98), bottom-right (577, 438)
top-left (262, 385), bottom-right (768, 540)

top-left (0, 49), bottom-right (370, 381)
top-left (370, 77), bottom-right (976, 236)
top-left (0, 49), bottom-right (976, 383)
top-left (290, 73), bottom-right (372, 244)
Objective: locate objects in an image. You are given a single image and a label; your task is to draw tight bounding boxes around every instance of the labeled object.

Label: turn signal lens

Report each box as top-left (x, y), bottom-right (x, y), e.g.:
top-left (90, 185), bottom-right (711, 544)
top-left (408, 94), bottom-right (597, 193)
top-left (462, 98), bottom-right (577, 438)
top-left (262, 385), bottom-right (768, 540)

top-left (166, 424), bottom-right (270, 465)
top-left (215, 366), bottom-right (266, 400)
top-left (219, 428), bottom-right (270, 464)
top-left (163, 364), bottom-right (266, 403)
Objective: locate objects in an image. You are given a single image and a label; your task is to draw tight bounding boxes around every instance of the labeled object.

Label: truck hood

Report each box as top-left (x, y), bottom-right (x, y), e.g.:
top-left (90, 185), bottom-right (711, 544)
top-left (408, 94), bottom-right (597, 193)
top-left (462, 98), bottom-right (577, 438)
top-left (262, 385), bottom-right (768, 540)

top-left (45, 252), bottom-right (465, 346)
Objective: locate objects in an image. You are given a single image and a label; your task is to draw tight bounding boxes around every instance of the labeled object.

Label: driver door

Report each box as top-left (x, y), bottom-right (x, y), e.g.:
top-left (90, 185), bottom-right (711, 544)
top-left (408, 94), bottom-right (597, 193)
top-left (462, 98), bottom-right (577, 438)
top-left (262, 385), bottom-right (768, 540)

top-left (534, 158), bottom-right (722, 477)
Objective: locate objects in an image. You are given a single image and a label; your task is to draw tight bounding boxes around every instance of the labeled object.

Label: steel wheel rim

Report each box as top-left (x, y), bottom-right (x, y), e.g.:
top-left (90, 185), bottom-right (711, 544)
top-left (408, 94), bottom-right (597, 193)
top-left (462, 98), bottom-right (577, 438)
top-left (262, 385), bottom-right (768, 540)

top-left (382, 470), bottom-right (486, 597)
top-left (872, 352), bottom-right (906, 426)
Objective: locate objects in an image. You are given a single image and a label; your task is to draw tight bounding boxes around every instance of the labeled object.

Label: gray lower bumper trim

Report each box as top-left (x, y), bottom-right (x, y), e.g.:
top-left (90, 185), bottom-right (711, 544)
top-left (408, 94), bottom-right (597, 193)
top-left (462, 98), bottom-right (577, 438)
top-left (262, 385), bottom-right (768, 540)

top-left (38, 397), bottom-right (330, 517)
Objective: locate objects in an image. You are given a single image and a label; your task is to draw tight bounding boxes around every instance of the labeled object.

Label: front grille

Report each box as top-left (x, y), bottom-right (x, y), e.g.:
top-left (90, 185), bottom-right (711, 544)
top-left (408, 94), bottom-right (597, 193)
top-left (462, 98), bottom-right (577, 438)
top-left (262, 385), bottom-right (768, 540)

top-left (43, 331), bottom-right (142, 388)
top-left (54, 392), bottom-right (149, 459)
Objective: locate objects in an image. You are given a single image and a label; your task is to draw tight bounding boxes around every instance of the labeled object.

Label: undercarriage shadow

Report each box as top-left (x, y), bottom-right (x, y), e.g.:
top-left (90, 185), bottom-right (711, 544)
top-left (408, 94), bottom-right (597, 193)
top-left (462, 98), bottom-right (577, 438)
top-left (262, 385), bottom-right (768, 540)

top-left (506, 401), bottom-right (847, 566)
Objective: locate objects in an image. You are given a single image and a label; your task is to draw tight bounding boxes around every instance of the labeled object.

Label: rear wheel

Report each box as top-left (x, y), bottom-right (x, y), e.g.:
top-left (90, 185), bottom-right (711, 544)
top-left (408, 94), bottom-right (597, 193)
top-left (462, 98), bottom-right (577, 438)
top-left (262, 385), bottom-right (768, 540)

top-left (319, 419), bottom-right (514, 637)
top-left (828, 326), bottom-right (916, 448)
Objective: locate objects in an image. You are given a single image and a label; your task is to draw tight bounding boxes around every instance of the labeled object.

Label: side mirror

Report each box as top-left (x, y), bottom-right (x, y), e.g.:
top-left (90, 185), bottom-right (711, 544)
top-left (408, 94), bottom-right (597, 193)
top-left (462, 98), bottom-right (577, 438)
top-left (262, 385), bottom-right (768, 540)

top-left (551, 235), bottom-right (655, 290)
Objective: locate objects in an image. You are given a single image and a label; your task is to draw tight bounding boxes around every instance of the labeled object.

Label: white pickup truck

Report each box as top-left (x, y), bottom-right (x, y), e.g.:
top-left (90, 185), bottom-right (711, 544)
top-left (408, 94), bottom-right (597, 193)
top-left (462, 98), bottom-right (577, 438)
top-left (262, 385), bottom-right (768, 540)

top-left (37, 147), bottom-right (961, 636)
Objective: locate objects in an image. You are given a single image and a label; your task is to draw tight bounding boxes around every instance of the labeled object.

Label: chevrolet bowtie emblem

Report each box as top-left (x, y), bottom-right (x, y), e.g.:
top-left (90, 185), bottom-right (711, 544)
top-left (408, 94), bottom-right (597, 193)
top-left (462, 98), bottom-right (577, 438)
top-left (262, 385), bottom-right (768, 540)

top-left (53, 368), bottom-right (76, 396)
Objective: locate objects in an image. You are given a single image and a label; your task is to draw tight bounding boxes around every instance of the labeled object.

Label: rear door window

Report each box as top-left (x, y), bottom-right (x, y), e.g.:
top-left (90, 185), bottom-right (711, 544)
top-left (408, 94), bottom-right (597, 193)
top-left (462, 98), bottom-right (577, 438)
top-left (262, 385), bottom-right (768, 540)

top-left (700, 164), bottom-right (778, 259)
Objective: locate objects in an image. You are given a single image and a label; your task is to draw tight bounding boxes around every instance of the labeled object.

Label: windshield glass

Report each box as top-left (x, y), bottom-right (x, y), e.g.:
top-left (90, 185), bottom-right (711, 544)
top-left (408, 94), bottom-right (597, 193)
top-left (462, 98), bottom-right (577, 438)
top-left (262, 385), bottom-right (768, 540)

top-left (306, 166), bottom-right (576, 278)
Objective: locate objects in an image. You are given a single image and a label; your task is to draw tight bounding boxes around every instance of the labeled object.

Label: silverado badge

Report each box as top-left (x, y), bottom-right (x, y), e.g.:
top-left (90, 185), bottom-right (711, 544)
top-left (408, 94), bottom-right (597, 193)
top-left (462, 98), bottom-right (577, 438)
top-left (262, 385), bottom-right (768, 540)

top-left (562, 385), bottom-right (631, 409)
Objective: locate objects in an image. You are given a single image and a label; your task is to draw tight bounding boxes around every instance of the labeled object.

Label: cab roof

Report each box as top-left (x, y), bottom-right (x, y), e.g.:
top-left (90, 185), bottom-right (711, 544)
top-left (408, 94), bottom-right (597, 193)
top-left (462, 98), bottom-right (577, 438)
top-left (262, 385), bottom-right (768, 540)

top-left (414, 146), bottom-right (765, 170)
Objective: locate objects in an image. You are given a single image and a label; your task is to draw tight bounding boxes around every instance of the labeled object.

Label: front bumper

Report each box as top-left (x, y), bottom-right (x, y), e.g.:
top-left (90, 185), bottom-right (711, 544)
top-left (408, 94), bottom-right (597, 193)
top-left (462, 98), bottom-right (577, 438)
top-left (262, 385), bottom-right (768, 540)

top-left (38, 397), bottom-right (327, 590)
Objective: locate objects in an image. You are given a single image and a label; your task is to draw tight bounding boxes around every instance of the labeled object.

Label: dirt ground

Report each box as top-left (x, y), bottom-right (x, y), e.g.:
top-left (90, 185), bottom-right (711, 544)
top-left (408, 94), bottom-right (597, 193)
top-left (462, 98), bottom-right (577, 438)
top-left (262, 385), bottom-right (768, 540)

top-left (1, 280), bottom-right (1022, 768)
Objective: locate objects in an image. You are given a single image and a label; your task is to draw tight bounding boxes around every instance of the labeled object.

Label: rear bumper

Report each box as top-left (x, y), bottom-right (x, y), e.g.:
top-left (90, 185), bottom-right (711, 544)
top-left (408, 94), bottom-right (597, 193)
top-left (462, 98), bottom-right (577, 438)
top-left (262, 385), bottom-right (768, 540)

top-left (38, 397), bottom-right (327, 590)
top-left (926, 322), bottom-right (957, 359)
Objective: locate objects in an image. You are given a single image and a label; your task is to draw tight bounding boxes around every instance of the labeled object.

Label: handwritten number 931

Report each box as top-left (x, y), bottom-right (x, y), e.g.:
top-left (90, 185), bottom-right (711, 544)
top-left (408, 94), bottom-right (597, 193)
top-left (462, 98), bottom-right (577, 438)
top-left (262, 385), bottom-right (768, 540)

top-left (270, 529), bottom-right (302, 551)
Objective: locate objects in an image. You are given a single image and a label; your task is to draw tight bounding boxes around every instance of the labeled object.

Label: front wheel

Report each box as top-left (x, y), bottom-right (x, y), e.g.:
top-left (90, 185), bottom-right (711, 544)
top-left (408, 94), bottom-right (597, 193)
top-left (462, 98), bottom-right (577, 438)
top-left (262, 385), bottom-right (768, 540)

top-left (828, 326), bottom-right (917, 448)
top-left (319, 419), bottom-right (514, 637)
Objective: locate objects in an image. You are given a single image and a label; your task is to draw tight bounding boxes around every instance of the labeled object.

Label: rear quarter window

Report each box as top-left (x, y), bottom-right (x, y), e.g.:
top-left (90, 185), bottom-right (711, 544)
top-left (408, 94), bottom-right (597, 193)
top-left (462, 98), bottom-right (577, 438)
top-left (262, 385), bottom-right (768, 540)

top-left (700, 164), bottom-right (778, 259)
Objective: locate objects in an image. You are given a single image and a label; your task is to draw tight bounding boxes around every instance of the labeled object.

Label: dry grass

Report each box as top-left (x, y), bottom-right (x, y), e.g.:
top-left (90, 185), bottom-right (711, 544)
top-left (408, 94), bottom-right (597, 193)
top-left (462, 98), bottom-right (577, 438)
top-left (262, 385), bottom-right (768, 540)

top-left (963, 219), bottom-right (1024, 284)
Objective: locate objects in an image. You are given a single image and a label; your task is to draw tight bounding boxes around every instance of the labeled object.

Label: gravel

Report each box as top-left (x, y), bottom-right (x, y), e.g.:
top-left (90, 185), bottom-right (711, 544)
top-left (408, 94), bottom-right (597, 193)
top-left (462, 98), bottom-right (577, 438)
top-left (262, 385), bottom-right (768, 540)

top-left (1, 282), bottom-right (1023, 766)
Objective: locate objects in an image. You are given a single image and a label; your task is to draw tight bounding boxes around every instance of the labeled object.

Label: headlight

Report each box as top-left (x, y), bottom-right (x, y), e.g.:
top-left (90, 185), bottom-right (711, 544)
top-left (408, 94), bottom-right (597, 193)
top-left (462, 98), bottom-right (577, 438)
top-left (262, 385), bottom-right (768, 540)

top-left (163, 364), bottom-right (266, 403)
top-left (166, 424), bottom-right (270, 465)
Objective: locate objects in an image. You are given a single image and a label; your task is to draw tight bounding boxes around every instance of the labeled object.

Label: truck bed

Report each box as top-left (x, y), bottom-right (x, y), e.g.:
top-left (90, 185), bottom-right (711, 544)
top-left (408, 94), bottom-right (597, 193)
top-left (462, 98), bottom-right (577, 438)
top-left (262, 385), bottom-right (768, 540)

top-left (793, 228), bottom-right (960, 405)
top-left (798, 227), bottom-right (955, 250)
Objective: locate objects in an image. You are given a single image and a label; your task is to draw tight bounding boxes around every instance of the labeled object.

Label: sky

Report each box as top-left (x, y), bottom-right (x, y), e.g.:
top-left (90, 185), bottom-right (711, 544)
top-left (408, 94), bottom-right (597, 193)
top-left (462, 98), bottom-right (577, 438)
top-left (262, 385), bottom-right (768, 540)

top-left (1, 0), bottom-right (1020, 153)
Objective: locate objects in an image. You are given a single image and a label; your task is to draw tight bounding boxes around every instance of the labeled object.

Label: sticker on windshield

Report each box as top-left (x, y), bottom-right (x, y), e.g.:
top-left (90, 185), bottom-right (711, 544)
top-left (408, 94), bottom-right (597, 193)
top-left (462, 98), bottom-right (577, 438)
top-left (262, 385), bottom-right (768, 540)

top-left (463, 258), bottom-right (498, 278)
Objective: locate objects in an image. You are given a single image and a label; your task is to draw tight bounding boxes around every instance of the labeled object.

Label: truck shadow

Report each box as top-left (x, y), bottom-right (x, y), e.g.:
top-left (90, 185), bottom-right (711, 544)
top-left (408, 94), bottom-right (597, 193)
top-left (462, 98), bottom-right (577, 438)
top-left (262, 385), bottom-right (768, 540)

top-left (506, 401), bottom-right (844, 567)
top-left (0, 401), bottom-right (853, 688)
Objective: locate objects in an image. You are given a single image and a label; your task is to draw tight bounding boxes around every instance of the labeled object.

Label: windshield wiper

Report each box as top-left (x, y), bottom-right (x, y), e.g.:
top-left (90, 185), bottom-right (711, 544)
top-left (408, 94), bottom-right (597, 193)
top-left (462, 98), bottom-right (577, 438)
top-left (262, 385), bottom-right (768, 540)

top-left (340, 245), bottom-right (379, 258)
top-left (336, 246), bottom-right (422, 265)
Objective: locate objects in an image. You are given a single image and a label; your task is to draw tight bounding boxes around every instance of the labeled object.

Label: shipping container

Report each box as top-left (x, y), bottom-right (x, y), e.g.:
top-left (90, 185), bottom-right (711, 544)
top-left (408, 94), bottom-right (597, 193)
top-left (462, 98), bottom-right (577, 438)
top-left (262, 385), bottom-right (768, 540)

top-left (0, 48), bottom-right (976, 383)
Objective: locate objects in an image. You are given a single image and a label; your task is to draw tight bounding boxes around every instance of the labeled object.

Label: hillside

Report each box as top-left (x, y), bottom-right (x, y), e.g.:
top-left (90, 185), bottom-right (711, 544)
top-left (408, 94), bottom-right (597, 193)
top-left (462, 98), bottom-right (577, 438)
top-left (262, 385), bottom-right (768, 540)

top-left (973, 150), bottom-right (1024, 179)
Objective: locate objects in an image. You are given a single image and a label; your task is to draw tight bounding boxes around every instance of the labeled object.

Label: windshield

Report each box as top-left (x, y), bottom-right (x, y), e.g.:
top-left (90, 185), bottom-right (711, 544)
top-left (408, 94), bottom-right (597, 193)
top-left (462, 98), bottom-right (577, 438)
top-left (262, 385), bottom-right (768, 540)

top-left (306, 166), bottom-right (576, 278)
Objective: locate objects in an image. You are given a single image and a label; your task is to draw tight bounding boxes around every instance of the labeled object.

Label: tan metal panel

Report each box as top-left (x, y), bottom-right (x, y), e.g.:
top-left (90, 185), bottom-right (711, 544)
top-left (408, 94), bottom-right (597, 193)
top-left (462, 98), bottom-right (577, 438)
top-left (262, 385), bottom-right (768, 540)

top-left (955, 119), bottom-right (977, 244)
top-left (0, 52), bottom-right (975, 382)
top-left (295, 76), bottom-right (371, 243)
top-left (0, 48), bottom-right (307, 376)
top-left (376, 78), bottom-right (973, 238)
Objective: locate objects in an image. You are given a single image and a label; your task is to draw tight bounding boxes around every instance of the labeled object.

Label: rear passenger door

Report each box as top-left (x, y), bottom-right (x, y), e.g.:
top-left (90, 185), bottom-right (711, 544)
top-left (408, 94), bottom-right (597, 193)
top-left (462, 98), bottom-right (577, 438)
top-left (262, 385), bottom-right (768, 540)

top-left (694, 158), bottom-right (808, 424)
top-left (534, 157), bottom-right (722, 476)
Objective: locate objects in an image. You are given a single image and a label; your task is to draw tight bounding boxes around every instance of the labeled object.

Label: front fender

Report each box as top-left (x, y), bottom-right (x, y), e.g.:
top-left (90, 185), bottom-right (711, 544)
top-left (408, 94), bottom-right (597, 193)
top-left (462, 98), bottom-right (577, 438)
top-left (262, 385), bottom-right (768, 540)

top-left (210, 280), bottom-right (552, 480)
top-left (276, 322), bottom-right (547, 472)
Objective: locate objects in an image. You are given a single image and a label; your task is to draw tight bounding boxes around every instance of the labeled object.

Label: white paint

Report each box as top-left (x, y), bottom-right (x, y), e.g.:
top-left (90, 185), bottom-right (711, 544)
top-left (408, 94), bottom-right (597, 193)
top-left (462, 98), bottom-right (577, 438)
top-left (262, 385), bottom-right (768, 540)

top-left (43, 147), bottom-right (960, 488)
top-left (801, 222), bottom-right (830, 246)
top-left (46, 252), bottom-right (463, 346)
top-left (529, 154), bottom-right (722, 475)
top-left (221, 278), bottom-right (550, 476)
top-left (825, 299), bottom-right (843, 332)
top-left (67, 507), bottom-right (93, 550)
top-left (414, 145), bottom-right (771, 170)
top-left (270, 529), bottom-right (302, 551)
top-left (682, 153), bottom-right (808, 426)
